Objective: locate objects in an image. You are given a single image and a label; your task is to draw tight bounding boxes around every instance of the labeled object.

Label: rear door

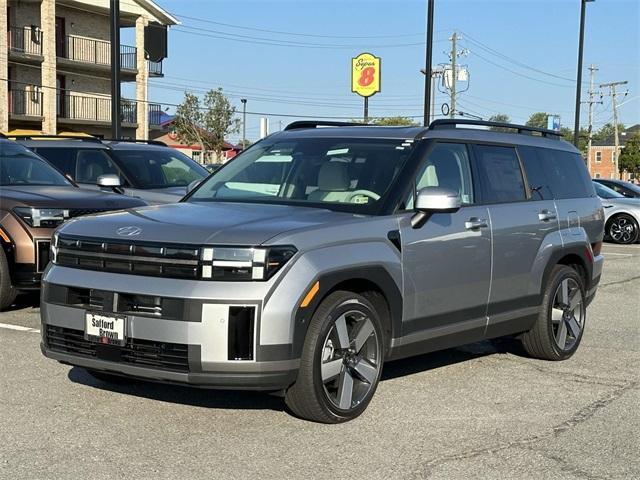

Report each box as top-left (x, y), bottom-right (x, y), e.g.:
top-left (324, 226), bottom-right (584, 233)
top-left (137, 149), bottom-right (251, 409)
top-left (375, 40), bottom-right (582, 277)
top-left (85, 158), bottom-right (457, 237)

top-left (472, 144), bottom-right (560, 338)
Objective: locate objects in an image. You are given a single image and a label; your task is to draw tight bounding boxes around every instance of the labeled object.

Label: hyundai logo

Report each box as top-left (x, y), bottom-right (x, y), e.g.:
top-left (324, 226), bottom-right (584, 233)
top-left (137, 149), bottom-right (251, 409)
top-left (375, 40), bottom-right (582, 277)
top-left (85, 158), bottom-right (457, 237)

top-left (116, 226), bottom-right (142, 237)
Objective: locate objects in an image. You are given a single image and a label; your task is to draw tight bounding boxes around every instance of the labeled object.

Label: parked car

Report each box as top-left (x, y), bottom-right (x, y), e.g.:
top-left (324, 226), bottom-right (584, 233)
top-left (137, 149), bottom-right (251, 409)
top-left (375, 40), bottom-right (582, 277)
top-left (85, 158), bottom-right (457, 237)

top-left (593, 181), bottom-right (640, 244)
top-left (41, 119), bottom-right (604, 423)
top-left (593, 178), bottom-right (640, 199)
top-left (12, 136), bottom-right (208, 204)
top-left (0, 138), bottom-right (146, 310)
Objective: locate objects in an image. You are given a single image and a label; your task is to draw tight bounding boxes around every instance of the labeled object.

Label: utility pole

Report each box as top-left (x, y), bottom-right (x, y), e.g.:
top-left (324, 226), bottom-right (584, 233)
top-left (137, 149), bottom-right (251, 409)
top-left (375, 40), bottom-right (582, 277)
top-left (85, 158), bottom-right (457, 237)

top-left (109, 0), bottom-right (121, 139)
top-left (583, 64), bottom-right (601, 173)
top-left (600, 80), bottom-right (628, 180)
top-left (573, 0), bottom-right (594, 147)
top-left (431, 68), bottom-right (443, 122)
top-left (240, 98), bottom-right (247, 149)
top-left (422, 0), bottom-right (435, 127)
top-left (450, 32), bottom-right (457, 118)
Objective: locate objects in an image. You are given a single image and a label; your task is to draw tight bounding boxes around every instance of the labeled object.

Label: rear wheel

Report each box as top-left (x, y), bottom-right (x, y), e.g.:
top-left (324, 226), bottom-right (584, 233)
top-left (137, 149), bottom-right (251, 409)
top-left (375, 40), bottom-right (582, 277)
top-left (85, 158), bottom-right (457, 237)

top-left (521, 265), bottom-right (586, 360)
top-left (607, 214), bottom-right (639, 244)
top-left (285, 291), bottom-right (384, 423)
top-left (0, 248), bottom-right (17, 311)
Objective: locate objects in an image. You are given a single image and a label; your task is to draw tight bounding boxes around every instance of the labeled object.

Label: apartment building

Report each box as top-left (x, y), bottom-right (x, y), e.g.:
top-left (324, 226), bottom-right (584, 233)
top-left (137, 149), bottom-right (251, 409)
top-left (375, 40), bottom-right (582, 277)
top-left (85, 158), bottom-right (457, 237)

top-left (0, 0), bottom-right (177, 138)
top-left (588, 124), bottom-right (640, 180)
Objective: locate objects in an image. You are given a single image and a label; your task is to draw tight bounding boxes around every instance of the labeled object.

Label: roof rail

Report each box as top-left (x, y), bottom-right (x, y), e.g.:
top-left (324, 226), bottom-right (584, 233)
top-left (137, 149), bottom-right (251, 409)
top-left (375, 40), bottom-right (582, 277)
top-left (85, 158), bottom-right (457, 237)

top-left (102, 138), bottom-right (168, 146)
top-left (6, 134), bottom-right (103, 143)
top-left (428, 119), bottom-right (563, 138)
top-left (284, 121), bottom-right (368, 131)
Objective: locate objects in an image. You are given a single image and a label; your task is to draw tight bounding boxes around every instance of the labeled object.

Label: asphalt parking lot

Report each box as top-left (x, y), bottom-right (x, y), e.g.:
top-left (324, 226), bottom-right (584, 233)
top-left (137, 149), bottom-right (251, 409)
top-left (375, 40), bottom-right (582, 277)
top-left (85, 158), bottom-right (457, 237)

top-left (1, 243), bottom-right (638, 480)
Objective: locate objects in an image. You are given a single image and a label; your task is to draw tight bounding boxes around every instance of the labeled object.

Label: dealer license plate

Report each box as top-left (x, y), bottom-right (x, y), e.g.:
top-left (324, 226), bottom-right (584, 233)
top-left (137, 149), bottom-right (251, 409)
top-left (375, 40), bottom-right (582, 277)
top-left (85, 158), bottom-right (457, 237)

top-left (85, 312), bottom-right (126, 346)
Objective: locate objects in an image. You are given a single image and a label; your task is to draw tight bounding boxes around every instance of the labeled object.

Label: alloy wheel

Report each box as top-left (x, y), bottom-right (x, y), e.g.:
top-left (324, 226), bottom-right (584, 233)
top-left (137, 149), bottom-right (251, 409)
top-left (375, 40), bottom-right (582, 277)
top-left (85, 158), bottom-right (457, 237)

top-left (320, 309), bottom-right (381, 410)
top-left (551, 278), bottom-right (584, 351)
top-left (609, 216), bottom-right (637, 244)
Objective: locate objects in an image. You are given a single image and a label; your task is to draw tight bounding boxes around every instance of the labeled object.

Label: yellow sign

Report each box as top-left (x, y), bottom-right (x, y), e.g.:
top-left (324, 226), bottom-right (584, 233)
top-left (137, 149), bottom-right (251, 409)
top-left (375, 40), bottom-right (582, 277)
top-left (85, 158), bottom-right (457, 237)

top-left (351, 53), bottom-right (381, 98)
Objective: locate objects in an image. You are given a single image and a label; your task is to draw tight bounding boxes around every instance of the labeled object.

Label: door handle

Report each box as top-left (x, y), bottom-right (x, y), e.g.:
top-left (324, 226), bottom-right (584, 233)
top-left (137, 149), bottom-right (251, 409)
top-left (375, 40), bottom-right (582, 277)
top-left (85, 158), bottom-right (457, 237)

top-left (538, 210), bottom-right (557, 222)
top-left (465, 218), bottom-right (488, 230)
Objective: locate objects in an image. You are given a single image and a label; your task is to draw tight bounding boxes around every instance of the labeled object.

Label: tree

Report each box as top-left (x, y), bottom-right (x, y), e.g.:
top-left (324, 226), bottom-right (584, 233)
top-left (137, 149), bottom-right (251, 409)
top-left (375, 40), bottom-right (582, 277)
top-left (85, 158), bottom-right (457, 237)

top-left (488, 113), bottom-right (512, 131)
top-left (236, 139), bottom-right (253, 149)
top-left (593, 122), bottom-right (625, 143)
top-left (619, 132), bottom-right (640, 178)
top-left (525, 112), bottom-right (550, 129)
top-left (351, 116), bottom-right (418, 126)
top-left (173, 89), bottom-right (240, 160)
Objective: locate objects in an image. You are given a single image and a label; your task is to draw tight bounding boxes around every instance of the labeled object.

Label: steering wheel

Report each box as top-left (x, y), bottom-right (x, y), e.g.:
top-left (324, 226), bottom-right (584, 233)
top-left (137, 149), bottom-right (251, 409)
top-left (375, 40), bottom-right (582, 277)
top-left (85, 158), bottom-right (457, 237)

top-left (345, 190), bottom-right (381, 204)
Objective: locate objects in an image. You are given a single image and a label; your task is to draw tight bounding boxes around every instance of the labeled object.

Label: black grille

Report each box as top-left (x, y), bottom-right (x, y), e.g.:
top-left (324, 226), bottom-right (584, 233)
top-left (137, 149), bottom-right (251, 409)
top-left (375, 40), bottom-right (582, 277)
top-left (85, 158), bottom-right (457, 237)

top-left (68, 208), bottom-right (113, 219)
top-left (56, 235), bottom-right (200, 280)
top-left (36, 240), bottom-right (51, 272)
top-left (46, 325), bottom-right (190, 372)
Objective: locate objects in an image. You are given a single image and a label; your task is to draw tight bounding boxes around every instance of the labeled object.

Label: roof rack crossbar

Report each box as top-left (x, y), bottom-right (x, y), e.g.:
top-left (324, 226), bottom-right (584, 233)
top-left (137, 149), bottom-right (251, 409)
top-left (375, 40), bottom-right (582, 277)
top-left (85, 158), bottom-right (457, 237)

top-left (428, 119), bottom-right (563, 138)
top-left (5, 134), bottom-right (103, 143)
top-left (284, 121), bottom-right (368, 131)
top-left (102, 138), bottom-right (167, 146)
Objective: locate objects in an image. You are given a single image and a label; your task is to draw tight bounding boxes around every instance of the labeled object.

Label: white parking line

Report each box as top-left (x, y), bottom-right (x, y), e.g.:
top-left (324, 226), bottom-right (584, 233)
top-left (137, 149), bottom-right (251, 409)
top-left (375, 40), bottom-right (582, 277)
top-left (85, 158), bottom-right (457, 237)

top-left (0, 322), bottom-right (40, 333)
top-left (603, 252), bottom-right (634, 257)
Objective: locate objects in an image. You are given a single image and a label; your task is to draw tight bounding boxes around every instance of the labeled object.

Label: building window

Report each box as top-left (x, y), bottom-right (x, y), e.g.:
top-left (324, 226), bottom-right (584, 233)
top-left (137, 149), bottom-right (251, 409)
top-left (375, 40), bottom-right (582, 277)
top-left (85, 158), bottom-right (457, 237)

top-left (594, 173), bottom-right (601, 179)
top-left (595, 151), bottom-right (601, 163)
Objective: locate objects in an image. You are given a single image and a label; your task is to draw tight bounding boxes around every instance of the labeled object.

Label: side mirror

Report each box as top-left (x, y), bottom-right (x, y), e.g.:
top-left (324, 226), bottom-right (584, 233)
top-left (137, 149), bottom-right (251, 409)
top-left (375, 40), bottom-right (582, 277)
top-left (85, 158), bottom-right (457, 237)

top-left (186, 179), bottom-right (201, 194)
top-left (97, 174), bottom-right (123, 193)
top-left (411, 187), bottom-right (461, 228)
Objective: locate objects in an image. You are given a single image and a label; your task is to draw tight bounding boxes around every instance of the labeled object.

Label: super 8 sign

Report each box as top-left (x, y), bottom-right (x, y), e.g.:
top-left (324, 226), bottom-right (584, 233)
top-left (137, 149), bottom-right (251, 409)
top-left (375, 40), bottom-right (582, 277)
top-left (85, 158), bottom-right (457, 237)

top-left (352, 53), bottom-right (381, 98)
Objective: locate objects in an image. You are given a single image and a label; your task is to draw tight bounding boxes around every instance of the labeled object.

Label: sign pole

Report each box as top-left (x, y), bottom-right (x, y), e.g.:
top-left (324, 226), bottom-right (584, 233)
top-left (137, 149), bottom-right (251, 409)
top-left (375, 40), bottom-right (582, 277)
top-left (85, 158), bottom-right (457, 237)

top-left (364, 97), bottom-right (369, 123)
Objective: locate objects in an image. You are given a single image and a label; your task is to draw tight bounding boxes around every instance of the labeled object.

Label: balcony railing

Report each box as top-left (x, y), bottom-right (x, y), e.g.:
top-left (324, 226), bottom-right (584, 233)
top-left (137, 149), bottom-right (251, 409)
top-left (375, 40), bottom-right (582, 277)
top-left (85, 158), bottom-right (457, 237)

top-left (148, 59), bottom-right (163, 76)
top-left (8, 87), bottom-right (44, 117)
top-left (57, 93), bottom-right (137, 124)
top-left (8, 26), bottom-right (43, 56)
top-left (148, 103), bottom-right (163, 125)
top-left (59, 35), bottom-right (137, 70)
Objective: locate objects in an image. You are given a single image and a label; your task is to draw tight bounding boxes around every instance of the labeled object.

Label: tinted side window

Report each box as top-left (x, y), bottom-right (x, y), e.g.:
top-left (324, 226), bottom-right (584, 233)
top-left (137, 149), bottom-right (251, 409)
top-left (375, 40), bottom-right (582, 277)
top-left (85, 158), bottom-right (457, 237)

top-left (473, 145), bottom-right (526, 203)
top-left (75, 150), bottom-right (121, 183)
top-left (34, 147), bottom-right (76, 177)
top-left (518, 146), bottom-right (553, 200)
top-left (538, 148), bottom-right (594, 199)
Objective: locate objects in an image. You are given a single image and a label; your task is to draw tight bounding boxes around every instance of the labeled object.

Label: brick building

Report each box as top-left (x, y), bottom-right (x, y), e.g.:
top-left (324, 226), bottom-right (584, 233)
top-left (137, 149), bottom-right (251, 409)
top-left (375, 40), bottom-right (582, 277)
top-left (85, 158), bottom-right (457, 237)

top-left (0, 0), bottom-right (177, 138)
top-left (587, 124), bottom-right (640, 181)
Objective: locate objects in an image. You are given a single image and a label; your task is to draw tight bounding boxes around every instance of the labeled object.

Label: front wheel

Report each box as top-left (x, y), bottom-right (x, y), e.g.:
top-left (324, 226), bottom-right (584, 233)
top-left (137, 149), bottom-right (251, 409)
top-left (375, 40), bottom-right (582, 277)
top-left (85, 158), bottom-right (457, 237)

top-left (285, 291), bottom-right (385, 423)
top-left (607, 214), bottom-right (639, 244)
top-left (521, 265), bottom-right (586, 360)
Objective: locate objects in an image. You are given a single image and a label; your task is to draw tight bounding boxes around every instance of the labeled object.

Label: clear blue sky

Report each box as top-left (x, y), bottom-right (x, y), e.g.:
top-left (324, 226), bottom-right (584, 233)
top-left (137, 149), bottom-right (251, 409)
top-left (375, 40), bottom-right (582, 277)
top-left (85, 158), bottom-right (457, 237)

top-left (142, 0), bottom-right (639, 143)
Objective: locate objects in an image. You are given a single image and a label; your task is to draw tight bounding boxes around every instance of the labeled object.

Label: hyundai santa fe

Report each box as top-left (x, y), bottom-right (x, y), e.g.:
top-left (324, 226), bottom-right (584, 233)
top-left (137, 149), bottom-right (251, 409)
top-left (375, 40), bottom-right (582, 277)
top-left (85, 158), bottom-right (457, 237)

top-left (40, 119), bottom-right (605, 423)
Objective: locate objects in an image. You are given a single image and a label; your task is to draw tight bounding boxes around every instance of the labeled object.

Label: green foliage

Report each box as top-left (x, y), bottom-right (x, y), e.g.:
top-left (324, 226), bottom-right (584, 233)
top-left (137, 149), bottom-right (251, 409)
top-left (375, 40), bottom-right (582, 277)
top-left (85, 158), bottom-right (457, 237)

top-left (236, 139), bottom-right (253, 149)
top-left (488, 113), bottom-right (512, 131)
top-left (619, 132), bottom-right (640, 178)
top-left (351, 116), bottom-right (418, 126)
top-left (593, 123), bottom-right (626, 143)
top-left (525, 112), bottom-right (550, 129)
top-left (173, 89), bottom-right (240, 159)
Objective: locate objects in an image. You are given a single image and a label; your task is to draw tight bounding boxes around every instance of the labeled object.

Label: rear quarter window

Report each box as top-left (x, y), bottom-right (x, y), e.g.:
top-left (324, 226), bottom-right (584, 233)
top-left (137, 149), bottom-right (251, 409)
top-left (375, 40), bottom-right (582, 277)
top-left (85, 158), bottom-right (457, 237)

top-left (537, 148), bottom-right (595, 199)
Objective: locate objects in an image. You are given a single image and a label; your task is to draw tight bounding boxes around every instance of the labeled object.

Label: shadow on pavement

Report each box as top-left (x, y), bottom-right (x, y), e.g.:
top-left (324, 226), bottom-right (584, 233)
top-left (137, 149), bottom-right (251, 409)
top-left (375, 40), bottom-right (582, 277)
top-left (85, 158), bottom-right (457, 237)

top-left (67, 338), bottom-right (527, 411)
top-left (5, 292), bottom-right (40, 312)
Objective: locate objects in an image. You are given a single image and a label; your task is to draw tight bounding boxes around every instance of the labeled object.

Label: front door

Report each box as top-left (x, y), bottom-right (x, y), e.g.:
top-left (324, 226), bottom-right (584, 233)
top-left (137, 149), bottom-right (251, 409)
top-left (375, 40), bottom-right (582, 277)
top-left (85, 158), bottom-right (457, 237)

top-left (399, 142), bottom-right (491, 351)
top-left (56, 75), bottom-right (66, 117)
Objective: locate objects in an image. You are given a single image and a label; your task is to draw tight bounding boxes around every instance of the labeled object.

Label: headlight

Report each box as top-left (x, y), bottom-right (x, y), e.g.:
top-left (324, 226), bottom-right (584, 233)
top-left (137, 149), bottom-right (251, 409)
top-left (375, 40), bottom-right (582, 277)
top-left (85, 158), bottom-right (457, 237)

top-left (200, 246), bottom-right (296, 280)
top-left (13, 207), bottom-right (69, 228)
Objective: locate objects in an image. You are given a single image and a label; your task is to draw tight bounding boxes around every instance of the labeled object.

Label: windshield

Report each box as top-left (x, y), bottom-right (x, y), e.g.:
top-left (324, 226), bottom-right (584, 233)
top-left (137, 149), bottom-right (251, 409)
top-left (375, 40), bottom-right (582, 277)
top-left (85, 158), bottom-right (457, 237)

top-left (0, 142), bottom-right (71, 187)
top-left (110, 148), bottom-right (208, 189)
top-left (188, 137), bottom-right (414, 213)
top-left (593, 181), bottom-right (624, 199)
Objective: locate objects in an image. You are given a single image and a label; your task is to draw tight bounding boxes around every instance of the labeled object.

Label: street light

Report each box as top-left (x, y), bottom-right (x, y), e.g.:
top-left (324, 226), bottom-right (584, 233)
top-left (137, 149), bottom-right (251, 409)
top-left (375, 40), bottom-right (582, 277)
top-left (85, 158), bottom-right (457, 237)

top-left (423, 0), bottom-right (435, 127)
top-left (240, 99), bottom-right (247, 149)
top-left (573, 0), bottom-right (595, 147)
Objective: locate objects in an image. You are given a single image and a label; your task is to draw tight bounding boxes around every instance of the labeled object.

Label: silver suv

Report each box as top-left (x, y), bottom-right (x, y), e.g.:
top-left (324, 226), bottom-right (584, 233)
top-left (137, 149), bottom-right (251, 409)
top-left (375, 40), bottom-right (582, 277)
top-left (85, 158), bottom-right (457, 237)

top-left (41, 119), bottom-right (604, 423)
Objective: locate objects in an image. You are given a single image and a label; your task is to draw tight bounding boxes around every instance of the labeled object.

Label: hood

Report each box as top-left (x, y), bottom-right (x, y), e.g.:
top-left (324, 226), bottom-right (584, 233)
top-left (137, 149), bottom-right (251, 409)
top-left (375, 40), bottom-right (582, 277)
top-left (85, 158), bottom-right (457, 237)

top-left (600, 197), bottom-right (640, 208)
top-left (0, 186), bottom-right (147, 209)
top-left (57, 201), bottom-right (358, 245)
top-left (133, 186), bottom-right (187, 205)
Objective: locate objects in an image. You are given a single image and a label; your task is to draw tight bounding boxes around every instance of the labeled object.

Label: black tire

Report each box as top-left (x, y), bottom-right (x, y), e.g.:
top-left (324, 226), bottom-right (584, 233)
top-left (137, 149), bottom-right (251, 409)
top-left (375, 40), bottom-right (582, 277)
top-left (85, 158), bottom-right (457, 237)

top-left (606, 213), bottom-right (639, 244)
top-left (0, 248), bottom-right (17, 311)
top-left (285, 291), bottom-right (385, 423)
top-left (521, 265), bottom-right (586, 361)
top-left (86, 369), bottom-right (136, 384)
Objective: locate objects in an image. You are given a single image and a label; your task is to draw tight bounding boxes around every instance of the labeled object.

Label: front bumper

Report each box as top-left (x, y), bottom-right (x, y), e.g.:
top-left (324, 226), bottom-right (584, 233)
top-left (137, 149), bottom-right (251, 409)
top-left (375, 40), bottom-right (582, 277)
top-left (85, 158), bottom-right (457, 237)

top-left (40, 265), bottom-right (301, 391)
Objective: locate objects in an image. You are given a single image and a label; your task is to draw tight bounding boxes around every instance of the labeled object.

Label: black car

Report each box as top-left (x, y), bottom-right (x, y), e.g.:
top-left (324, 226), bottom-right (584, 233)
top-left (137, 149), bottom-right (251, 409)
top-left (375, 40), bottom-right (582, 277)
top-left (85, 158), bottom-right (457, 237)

top-left (593, 178), bottom-right (640, 199)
